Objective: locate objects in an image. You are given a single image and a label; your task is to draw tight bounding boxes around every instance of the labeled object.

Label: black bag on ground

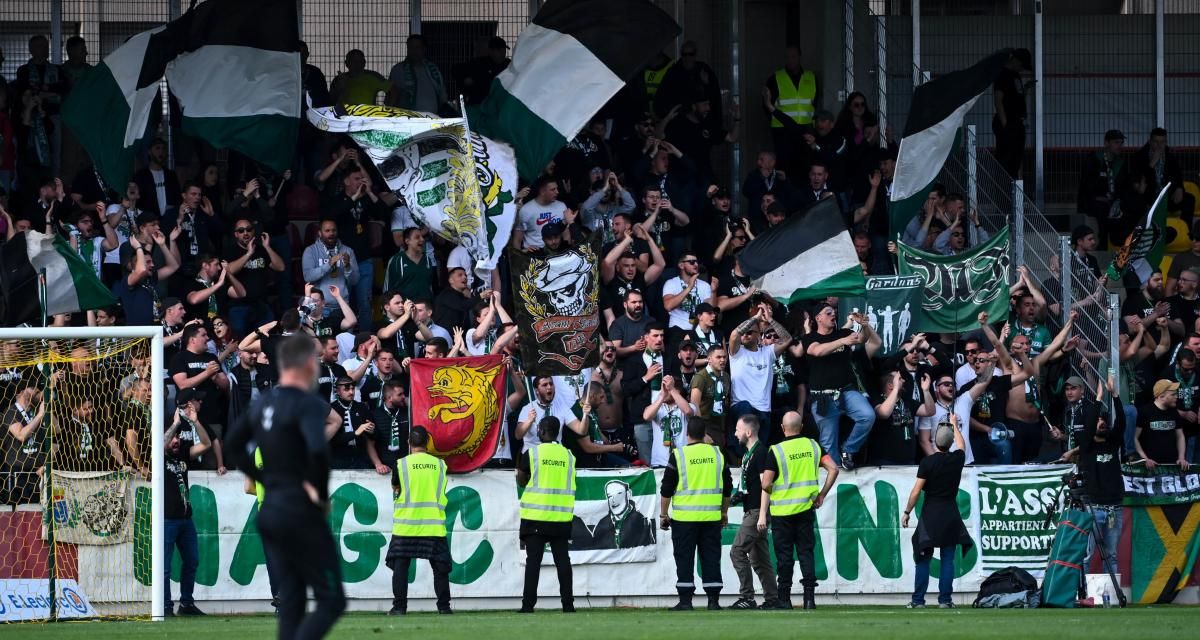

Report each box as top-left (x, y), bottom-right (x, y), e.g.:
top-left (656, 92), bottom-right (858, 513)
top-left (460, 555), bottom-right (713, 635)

top-left (973, 566), bottom-right (1040, 608)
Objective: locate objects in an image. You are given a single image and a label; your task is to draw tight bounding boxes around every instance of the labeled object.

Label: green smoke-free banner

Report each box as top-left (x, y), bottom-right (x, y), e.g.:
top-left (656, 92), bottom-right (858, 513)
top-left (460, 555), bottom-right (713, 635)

top-left (838, 275), bottom-right (926, 356)
top-left (897, 226), bottom-right (1012, 333)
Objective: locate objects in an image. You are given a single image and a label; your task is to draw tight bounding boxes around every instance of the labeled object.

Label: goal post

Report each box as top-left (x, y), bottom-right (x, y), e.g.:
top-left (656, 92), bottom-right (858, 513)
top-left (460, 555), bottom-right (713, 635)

top-left (0, 326), bottom-right (164, 622)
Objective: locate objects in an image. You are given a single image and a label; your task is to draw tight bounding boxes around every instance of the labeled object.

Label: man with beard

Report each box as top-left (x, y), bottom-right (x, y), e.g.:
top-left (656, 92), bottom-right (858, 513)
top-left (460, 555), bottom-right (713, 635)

top-left (590, 341), bottom-right (625, 438)
top-left (184, 255), bottom-right (245, 323)
top-left (370, 379), bottom-right (409, 478)
top-left (601, 225), bottom-right (666, 326)
top-left (329, 376), bottom-right (376, 469)
top-left (728, 415), bottom-right (779, 610)
top-left (70, 204), bottom-right (119, 280)
top-left (610, 290), bottom-right (656, 361)
top-left (516, 376), bottom-right (586, 454)
top-left (1011, 291), bottom-right (1052, 358)
top-left (870, 369), bottom-right (934, 465)
top-left (669, 337), bottom-right (702, 397)
top-left (1121, 269), bottom-right (1171, 341)
top-left (691, 345), bottom-right (731, 453)
top-left (162, 412), bottom-right (212, 616)
top-left (917, 371), bottom-right (991, 465)
top-left (716, 259), bottom-right (759, 336)
top-left (1165, 268), bottom-right (1200, 340)
top-left (622, 323), bottom-right (667, 465)
top-left (224, 216), bottom-right (285, 335)
top-left (571, 382), bottom-right (634, 468)
top-left (1004, 313), bottom-right (1077, 463)
top-left (576, 480), bottom-right (655, 550)
top-left (1162, 348), bottom-right (1200, 444)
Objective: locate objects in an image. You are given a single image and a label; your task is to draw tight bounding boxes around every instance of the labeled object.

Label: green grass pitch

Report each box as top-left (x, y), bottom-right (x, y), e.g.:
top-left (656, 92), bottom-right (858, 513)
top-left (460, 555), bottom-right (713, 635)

top-left (3, 606), bottom-right (1195, 639)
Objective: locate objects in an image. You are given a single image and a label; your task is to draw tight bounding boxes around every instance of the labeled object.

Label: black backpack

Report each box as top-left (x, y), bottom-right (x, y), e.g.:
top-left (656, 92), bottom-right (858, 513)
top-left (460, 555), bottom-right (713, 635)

top-left (973, 567), bottom-right (1038, 606)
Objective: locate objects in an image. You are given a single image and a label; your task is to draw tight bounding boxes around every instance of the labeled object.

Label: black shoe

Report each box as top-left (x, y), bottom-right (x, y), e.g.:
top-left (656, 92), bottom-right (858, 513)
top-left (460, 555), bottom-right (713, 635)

top-left (562, 604), bottom-right (576, 613)
top-left (438, 608), bottom-right (453, 615)
top-left (768, 599), bottom-right (793, 610)
top-left (840, 453), bottom-right (855, 471)
top-left (164, 607), bottom-right (176, 618)
top-left (517, 607), bottom-right (535, 613)
top-left (802, 594), bottom-right (816, 610)
top-left (387, 607), bottom-right (407, 616)
top-left (759, 598), bottom-right (779, 610)
top-left (730, 597), bottom-right (758, 610)
top-left (707, 599), bottom-right (722, 611)
top-left (668, 601), bottom-right (694, 611)
top-left (176, 604), bottom-right (206, 616)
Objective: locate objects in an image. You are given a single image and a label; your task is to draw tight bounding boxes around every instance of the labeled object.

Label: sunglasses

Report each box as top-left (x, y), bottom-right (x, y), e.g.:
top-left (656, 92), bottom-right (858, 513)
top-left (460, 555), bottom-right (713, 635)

top-left (235, 227), bottom-right (255, 233)
top-left (680, 259), bottom-right (698, 265)
top-left (965, 348), bottom-right (980, 355)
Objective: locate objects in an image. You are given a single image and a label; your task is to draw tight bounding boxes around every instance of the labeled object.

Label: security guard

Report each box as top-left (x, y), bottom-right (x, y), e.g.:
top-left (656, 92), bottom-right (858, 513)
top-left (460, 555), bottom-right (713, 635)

top-left (516, 417), bottom-right (577, 613)
top-left (763, 44), bottom-right (817, 175)
top-left (660, 418), bottom-right (732, 611)
top-left (757, 411), bottom-right (838, 610)
top-left (386, 426), bottom-right (452, 615)
top-left (242, 448), bottom-right (279, 612)
top-left (643, 51), bottom-right (674, 112)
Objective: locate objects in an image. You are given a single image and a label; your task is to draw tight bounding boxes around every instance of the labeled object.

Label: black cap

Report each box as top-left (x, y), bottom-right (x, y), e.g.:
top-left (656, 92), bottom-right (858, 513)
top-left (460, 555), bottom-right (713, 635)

top-left (710, 187), bottom-right (730, 200)
top-left (488, 36), bottom-right (508, 50)
top-left (542, 220), bottom-right (566, 237)
top-left (1104, 129), bottom-right (1126, 142)
top-left (335, 375), bottom-right (355, 387)
top-left (135, 211), bottom-right (160, 227)
top-left (678, 335), bottom-right (698, 350)
top-left (176, 388), bottom-right (205, 405)
top-left (161, 297), bottom-right (182, 311)
top-left (696, 302), bottom-right (717, 315)
top-left (1071, 225), bottom-right (1095, 244)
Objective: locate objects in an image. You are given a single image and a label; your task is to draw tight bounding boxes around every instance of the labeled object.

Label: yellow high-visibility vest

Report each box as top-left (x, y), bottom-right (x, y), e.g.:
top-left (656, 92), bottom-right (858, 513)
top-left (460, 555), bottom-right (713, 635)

top-left (768, 437), bottom-right (821, 517)
top-left (519, 443), bottom-right (576, 522)
top-left (644, 60), bottom-right (675, 102)
top-left (392, 452), bottom-right (449, 537)
top-left (671, 443), bottom-right (725, 522)
top-left (771, 68), bottom-right (816, 127)
top-left (253, 448), bottom-right (265, 505)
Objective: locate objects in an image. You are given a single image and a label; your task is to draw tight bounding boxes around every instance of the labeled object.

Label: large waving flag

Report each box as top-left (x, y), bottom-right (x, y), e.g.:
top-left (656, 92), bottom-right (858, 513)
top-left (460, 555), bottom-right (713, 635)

top-left (63, 0), bottom-right (300, 190)
top-left (897, 227), bottom-right (1012, 333)
top-left (889, 50), bottom-right (1010, 236)
top-left (307, 104), bottom-right (517, 277)
top-left (470, 0), bottom-right (680, 179)
top-left (737, 198), bottom-right (867, 303)
top-left (0, 231), bottom-right (116, 325)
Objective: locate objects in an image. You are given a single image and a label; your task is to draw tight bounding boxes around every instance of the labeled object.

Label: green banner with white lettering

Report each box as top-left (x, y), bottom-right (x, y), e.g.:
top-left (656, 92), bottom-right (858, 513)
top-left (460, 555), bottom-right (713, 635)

top-left (897, 226), bottom-right (1012, 333)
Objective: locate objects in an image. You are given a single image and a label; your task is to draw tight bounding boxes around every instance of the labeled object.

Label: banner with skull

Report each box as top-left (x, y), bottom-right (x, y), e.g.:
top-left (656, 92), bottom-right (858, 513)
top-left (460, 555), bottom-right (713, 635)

top-left (509, 236), bottom-right (602, 375)
top-left (306, 104), bottom-right (517, 279)
top-left (896, 226), bottom-right (1011, 333)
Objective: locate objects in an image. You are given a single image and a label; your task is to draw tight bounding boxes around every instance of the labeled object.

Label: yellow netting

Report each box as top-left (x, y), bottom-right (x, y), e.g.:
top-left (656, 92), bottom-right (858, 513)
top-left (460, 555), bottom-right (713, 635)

top-left (0, 336), bottom-right (155, 621)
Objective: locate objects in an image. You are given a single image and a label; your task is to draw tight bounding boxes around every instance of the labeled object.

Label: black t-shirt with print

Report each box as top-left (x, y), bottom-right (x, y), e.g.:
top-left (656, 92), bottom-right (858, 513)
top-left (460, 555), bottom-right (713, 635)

top-left (169, 350), bottom-right (223, 426)
top-left (716, 268), bottom-right (754, 334)
top-left (868, 390), bottom-right (921, 465)
top-left (1137, 403), bottom-right (1181, 463)
top-left (802, 329), bottom-right (857, 392)
top-left (223, 242), bottom-right (273, 301)
top-left (970, 374), bottom-right (1013, 426)
top-left (165, 451), bottom-right (192, 519)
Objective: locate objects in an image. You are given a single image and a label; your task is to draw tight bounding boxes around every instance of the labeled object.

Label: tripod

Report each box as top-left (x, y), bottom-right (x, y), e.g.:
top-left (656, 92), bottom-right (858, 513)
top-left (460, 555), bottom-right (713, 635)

top-left (1072, 497), bottom-right (1128, 608)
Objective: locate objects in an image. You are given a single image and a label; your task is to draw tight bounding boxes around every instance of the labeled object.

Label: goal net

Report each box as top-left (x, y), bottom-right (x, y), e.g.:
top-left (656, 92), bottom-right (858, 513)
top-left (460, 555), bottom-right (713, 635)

top-left (0, 328), bottom-right (164, 622)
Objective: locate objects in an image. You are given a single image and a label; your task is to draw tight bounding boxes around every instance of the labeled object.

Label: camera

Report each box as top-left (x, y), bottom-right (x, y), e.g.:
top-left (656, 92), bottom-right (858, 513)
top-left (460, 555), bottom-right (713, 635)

top-left (298, 299), bottom-right (318, 324)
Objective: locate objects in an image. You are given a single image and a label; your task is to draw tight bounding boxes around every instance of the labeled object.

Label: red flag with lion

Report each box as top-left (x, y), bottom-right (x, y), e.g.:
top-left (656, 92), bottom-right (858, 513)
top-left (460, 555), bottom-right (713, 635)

top-left (408, 354), bottom-right (507, 472)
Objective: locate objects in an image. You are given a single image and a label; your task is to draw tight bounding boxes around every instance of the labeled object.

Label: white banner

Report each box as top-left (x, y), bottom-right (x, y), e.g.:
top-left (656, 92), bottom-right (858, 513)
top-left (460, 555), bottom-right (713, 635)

top-left (0, 579), bottom-right (98, 621)
top-left (66, 465), bottom-right (1072, 604)
top-left (45, 470), bottom-right (132, 545)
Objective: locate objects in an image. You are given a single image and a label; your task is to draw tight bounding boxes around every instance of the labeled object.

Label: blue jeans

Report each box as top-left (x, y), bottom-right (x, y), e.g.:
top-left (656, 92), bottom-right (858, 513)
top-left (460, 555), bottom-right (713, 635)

top-left (1122, 404), bottom-right (1138, 458)
top-left (1085, 506), bottom-right (1123, 577)
top-left (912, 545), bottom-right (956, 605)
top-left (165, 518), bottom-right (199, 610)
top-left (353, 258), bottom-right (375, 331)
top-left (810, 390), bottom-right (875, 461)
top-left (228, 300), bottom-right (274, 338)
top-left (729, 402), bottom-right (770, 456)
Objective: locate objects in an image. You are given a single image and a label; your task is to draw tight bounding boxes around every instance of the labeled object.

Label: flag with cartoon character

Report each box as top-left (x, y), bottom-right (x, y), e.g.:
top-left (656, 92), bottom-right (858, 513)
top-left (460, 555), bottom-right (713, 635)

top-left (408, 354), bottom-right (507, 473)
top-left (306, 104), bottom-right (517, 278)
top-left (509, 235), bottom-right (603, 375)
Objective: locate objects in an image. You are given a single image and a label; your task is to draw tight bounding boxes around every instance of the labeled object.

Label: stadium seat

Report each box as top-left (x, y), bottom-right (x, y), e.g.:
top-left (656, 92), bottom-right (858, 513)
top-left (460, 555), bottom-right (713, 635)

top-left (1166, 217), bottom-right (1190, 253)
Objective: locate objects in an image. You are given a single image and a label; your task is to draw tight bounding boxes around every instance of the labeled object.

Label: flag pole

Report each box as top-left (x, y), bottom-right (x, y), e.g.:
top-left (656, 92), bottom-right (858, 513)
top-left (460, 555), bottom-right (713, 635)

top-left (39, 269), bottom-right (48, 327)
top-left (459, 95), bottom-right (484, 278)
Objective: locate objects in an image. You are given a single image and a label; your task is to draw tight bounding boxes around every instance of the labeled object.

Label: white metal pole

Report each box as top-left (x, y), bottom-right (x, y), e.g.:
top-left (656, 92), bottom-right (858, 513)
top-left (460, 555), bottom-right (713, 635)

top-left (1013, 179), bottom-right (1025, 268)
top-left (1109, 293), bottom-right (1121, 398)
top-left (911, 0), bottom-right (920, 88)
top-left (1059, 235), bottom-right (1072, 328)
top-left (151, 332), bottom-right (165, 621)
top-left (0, 327), bottom-right (172, 339)
top-left (1033, 0), bottom-right (1045, 210)
top-left (967, 124), bottom-right (978, 214)
top-left (876, 14), bottom-right (888, 150)
top-left (1155, 0), bottom-right (1165, 127)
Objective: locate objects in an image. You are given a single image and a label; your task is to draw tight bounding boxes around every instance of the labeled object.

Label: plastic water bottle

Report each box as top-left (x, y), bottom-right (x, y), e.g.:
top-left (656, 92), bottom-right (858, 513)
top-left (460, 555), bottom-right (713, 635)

top-left (1102, 591), bottom-right (1111, 608)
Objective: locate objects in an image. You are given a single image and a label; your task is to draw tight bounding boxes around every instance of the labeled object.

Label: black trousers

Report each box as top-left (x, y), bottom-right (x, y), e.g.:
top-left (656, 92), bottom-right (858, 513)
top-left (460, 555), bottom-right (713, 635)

top-left (522, 534), bottom-right (573, 608)
top-left (992, 116), bottom-right (1026, 180)
top-left (771, 510), bottom-right (817, 595)
top-left (671, 520), bottom-right (723, 599)
top-left (391, 557), bottom-right (451, 611)
top-left (258, 494), bottom-right (346, 640)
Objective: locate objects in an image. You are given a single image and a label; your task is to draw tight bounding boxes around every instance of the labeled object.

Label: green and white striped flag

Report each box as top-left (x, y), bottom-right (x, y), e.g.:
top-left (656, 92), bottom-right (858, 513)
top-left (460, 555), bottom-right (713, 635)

top-left (0, 231), bottom-right (116, 326)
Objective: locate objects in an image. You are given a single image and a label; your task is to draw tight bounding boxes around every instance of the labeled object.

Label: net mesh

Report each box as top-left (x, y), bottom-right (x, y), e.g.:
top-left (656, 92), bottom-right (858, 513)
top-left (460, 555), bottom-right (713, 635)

top-left (0, 336), bottom-right (155, 621)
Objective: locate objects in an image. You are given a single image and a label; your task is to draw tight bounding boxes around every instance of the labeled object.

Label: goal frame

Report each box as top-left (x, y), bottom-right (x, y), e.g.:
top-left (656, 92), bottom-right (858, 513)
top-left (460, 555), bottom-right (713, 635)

top-left (0, 326), bottom-right (165, 622)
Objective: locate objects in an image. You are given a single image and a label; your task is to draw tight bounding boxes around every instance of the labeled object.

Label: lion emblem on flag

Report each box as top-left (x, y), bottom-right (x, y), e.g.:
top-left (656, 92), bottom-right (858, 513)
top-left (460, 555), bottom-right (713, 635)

top-left (425, 362), bottom-right (502, 457)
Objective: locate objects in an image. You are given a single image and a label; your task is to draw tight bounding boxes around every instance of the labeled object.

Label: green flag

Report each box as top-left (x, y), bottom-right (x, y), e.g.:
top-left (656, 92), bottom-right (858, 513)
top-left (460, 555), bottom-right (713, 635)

top-left (897, 227), bottom-right (1011, 333)
top-left (837, 275), bottom-right (926, 355)
top-left (1106, 183), bottom-right (1170, 284)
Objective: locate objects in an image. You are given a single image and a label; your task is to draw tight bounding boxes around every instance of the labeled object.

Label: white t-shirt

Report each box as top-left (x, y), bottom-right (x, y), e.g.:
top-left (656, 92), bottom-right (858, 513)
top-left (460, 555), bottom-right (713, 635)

top-left (730, 346), bottom-right (775, 412)
top-left (552, 369), bottom-right (593, 406)
top-left (104, 203), bottom-right (139, 264)
top-left (660, 277), bottom-right (712, 331)
top-left (650, 398), bottom-right (696, 467)
top-left (336, 332), bottom-right (356, 363)
top-left (917, 396), bottom-right (976, 464)
top-left (955, 363), bottom-right (1002, 390)
top-left (518, 397), bottom-right (578, 453)
top-left (517, 200), bottom-right (567, 250)
top-left (447, 244), bottom-right (473, 277)
top-left (390, 204), bottom-right (417, 231)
